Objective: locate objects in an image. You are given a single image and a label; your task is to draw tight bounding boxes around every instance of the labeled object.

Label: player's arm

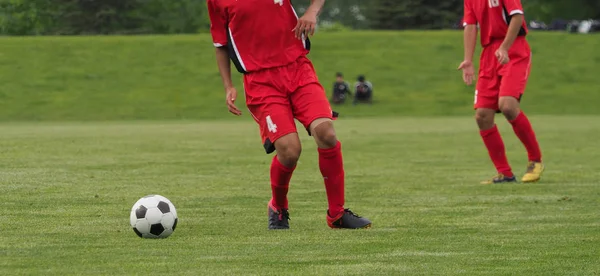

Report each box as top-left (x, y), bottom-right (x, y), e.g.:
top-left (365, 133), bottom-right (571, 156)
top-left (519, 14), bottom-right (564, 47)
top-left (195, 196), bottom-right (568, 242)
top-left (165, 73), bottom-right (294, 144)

top-left (497, 14), bottom-right (524, 57)
top-left (293, 0), bottom-right (325, 39)
top-left (215, 45), bottom-right (241, 116)
top-left (215, 48), bottom-right (234, 93)
top-left (208, 0), bottom-right (241, 116)
top-left (306, 0), bottom-right (325, 16)
top-left (463, 25), bottom-right (477, 66)
top-left (496, 0), bottom-right (525, 64)
top-left (458, 0), bottom-right (478, 85)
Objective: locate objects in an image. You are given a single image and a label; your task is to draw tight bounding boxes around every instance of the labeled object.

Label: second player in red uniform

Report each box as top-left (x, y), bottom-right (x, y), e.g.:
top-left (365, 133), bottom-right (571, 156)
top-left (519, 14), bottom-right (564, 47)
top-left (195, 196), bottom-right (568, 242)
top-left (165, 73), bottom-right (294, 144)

top-left (458, 0), bottom-right (544, 184)
top-left (208, 0), bottom-right (371, 229)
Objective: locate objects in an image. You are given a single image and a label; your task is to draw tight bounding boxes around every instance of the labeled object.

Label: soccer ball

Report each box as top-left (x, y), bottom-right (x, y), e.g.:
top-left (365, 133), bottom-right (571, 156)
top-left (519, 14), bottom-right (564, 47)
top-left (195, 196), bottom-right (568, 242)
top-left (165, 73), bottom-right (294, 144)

top-left (130, 195), bottom-right (178, 239)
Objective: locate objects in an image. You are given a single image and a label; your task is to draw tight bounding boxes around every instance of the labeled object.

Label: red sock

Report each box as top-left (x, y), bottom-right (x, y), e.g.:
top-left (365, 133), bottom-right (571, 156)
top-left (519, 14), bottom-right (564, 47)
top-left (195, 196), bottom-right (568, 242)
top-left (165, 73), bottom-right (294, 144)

top-left (480, 125), bottom-right (513, 177)
top-left (509, 111), bottom-right (542, 162)
top-left (270, 155), bottom-right (295, 210)
top-left (318, 141), bottom-right (345, 218)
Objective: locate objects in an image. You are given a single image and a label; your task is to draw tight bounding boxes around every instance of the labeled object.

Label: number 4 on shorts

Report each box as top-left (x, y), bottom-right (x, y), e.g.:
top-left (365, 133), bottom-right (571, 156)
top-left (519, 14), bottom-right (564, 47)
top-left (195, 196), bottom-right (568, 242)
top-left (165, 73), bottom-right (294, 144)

top-left (266, 115), bottom-right (278, 133)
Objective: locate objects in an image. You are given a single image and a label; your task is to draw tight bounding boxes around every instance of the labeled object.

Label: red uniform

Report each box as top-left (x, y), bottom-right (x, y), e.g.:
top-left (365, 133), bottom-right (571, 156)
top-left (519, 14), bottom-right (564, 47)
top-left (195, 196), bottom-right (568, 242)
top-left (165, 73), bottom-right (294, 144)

top-left (208, 0), bottom-right (333, 153)
top-left (463, 0), bottom-right (532, 110)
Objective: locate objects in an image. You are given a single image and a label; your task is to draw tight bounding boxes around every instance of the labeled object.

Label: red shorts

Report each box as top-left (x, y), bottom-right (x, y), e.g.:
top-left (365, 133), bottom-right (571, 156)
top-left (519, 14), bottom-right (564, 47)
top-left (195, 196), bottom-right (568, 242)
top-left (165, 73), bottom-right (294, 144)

top-left (475, 37), bottom-right (532, 110)
top-left (244, 56), bottom-right (333, 154)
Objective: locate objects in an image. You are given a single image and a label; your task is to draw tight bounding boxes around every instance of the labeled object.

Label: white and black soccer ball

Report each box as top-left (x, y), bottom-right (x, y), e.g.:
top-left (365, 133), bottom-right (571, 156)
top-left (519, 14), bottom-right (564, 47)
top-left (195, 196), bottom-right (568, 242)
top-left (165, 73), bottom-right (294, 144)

top-left (130, 195), bottom-right (178, 239)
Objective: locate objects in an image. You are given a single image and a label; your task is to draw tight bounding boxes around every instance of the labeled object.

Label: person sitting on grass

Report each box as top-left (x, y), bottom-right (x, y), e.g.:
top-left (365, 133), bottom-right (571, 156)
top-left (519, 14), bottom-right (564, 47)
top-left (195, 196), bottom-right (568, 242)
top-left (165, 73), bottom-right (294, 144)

top-left (353, 75), bottom-right (373, 105)
top-left (331, 72), bottom-right (352, 104)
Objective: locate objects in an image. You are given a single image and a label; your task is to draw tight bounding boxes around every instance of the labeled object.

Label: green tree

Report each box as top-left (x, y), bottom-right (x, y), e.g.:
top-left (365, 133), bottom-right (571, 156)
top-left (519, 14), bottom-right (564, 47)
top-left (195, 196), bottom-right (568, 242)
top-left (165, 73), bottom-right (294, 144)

top-left (368, 0), bottom-right (462, 30)
top-left (132, 0), bottom-right (209, 34)
top-left (0, 0), bottom-right (53, 35)
top-left (524, 0), bottom-right (600, 21)
top-left (0, 0), bottom-right (209, 35)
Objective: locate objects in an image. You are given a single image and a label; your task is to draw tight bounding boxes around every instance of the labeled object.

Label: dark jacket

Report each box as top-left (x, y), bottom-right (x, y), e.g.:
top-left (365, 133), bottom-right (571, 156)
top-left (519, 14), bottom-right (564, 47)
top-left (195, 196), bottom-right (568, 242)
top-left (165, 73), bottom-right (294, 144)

top-left (332, 81), bottom-right (352, 103)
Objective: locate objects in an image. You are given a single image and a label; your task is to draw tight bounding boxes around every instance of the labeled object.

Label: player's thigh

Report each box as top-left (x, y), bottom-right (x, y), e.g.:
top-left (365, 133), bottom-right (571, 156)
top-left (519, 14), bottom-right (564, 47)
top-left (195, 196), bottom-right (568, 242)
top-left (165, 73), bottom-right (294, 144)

top-left (475, 48), bottom-right (502, 110)
top-left (474, 75), bottom-right (501, 111)
top-left (291, 82), bottom-right (333, 131)
top-left (245, 76), bottom-right (296, 154)
top-left (289, 58), bottom-right (333, 129)
top-left (499, 58), bottom-right (530, 100)
top-left (247, 101), bottom-right (297, 154)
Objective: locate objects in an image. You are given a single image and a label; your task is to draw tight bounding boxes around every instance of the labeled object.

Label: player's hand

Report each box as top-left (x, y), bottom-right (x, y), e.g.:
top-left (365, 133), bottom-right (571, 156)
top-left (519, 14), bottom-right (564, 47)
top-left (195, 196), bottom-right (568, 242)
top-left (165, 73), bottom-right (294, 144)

top-left (457, 60), bottom-right (475, 86)
top-left (495, 48), bottom-right (510, 65)
top-left (293, 11), bottom-right (317, 40)
top-left (225, 87), bottom-right (242, 116)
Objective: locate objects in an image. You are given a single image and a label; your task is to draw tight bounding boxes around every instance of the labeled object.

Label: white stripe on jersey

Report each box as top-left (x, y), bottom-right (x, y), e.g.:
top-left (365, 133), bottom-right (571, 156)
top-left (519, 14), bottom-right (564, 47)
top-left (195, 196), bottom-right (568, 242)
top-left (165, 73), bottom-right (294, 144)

top-left (289, 3), bottom-right (307, 49)
top-left (509, 9), bottom-right (524, 15)
top-left (228, 28), bottom-right (247, 72)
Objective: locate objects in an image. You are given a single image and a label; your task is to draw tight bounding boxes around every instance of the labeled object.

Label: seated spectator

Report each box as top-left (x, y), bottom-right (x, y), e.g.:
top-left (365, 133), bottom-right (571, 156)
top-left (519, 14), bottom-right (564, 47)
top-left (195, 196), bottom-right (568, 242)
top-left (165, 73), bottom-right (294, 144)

top-left (353, 75), bottom-right (373, 104)
top-left (331, 72), bottom-right (352, 104)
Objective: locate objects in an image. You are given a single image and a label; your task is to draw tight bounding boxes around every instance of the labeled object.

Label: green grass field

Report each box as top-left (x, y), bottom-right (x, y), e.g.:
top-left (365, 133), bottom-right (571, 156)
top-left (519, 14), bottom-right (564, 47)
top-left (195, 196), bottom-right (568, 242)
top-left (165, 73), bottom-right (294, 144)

top-left (1, 31), bottom-right (599, 121)
top-left (1, 31), bottom-right (599, 274)
top-left (2, 116), bottom-right (600, 275)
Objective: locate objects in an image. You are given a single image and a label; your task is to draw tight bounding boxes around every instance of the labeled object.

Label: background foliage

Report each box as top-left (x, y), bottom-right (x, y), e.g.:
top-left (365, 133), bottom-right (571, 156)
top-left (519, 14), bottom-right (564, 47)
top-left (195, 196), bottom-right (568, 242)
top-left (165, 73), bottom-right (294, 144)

top-left (0, 0), bottom-right (209, 35)
top-left (1, 0), bottom-right (599, 35)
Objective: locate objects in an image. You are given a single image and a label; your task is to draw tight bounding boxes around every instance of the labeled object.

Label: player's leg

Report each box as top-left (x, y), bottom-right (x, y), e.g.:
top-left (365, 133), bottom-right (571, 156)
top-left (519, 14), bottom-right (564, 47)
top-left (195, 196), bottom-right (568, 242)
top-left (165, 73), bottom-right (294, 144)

top-left (308, 116), bottom-right (371, 229)
top-left (270, 131), bottom-right (301, 208)
top-left (498, 44), bottom-right (543, 182)
top-left (476, 107), bottom-right (515, 184)
top-left (265, 132), bottom-right (302, 229)
top-left (309, 118), bottom-right (345, 217)
top-left (290, 57), bottom-right (371, 229)
top-left (245, 74), bottom-right (300, 230)
top-left (248, 104), bottom-right (300, 229)
top-left (475, 65), bottom-right (515, 184)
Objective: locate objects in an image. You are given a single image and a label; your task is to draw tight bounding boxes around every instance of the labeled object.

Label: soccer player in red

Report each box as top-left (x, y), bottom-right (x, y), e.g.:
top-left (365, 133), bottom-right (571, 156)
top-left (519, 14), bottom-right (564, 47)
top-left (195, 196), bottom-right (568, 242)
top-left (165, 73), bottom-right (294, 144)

top-left (458, 0), bottom-right (544, 184)
top-left (207, 0), bottom-right (371, 229)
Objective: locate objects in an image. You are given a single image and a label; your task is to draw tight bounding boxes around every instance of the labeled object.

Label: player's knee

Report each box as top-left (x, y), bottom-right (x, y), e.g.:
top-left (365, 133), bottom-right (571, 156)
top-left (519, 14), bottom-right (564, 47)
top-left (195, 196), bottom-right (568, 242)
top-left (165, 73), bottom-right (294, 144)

top-left (277, 148), bottom-right (301, 167)
top-left (312, 121), bottom-right (338, 148)
top-left (500, 107), bottom-right (519, 121)
top-left (498, 97), bottom-right (520, 121)
top-left (274, 137), bottom-right (301, 167)
top-left (475, 109), bottom-right (495, 129)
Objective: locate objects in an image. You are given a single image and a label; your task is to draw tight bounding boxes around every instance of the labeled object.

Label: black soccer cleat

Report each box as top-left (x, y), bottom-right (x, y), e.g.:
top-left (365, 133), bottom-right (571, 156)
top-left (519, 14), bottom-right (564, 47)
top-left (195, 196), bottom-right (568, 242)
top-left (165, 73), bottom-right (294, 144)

top-left (327, 209), bottom-right (372, 229)
top-left (268, 203), bottom-right (290, 230)
top-left (480, 174), bottom-right (517, 185)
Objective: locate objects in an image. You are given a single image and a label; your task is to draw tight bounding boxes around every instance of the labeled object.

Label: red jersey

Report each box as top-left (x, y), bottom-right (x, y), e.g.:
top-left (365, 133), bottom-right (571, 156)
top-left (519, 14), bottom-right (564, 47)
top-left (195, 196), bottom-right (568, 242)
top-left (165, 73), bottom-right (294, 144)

top-left (463, 0), bottom-right (528, 47)
top-left (207, 0), bottom-right (310, 73)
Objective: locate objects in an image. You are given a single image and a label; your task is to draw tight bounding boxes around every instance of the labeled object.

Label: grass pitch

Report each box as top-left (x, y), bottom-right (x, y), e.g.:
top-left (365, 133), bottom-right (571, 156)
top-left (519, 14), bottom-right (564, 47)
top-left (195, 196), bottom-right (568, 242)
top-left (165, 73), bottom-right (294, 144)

top-left (1, 116), bottom-right (599, 275)
top-left (1, 31), bottom-right (599, 121)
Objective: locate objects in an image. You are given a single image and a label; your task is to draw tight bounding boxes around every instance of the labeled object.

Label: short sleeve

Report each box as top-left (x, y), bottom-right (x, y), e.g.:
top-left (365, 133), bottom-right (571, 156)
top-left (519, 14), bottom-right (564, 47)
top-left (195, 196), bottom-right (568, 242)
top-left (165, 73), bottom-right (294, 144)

top-left (503, 0), bottom-right (524, 16)
top-left (207, 0), bottom-right (228, 47)
top-left (463, 0), bottom-right (477, 26)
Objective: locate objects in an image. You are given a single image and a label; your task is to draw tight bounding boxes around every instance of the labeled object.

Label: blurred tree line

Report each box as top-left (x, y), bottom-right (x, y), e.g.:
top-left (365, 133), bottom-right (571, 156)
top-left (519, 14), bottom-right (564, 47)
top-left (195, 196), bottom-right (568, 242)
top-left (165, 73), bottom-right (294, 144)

top-left (0, 0), bottom-right (209, 35)
top-left (1, 0), bottom-right (599, 35)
